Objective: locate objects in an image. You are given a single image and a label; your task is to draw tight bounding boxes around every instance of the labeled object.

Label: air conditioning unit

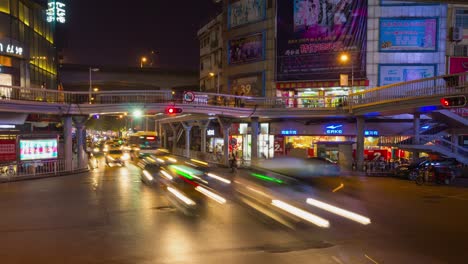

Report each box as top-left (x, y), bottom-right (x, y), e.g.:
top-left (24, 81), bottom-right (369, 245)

top-left (452, 27), bottom-right (463, 42)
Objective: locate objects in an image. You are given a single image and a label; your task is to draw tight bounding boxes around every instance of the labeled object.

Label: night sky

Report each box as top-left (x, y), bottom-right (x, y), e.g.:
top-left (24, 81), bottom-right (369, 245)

top-left (63, 0), bottom-right (221, 69)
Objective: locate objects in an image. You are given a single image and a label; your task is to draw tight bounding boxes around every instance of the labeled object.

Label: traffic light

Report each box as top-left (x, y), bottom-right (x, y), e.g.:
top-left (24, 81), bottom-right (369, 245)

top-left (165, 106), bottom-right (183, 114)
top-left (440, 95), bottom-right (466, 108)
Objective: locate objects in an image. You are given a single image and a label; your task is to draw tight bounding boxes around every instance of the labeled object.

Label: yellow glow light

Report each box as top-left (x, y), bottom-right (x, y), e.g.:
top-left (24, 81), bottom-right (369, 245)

top-left (167, 187), bottom-right (195, 205)
top-left (195, 186), bottom-right (226, 204)
top-left (271, 200), bottom-right (330, 228)
top-left (306, 198), bottom-right (371, 225)
top-left (207, 173), bottom-right (231, 184)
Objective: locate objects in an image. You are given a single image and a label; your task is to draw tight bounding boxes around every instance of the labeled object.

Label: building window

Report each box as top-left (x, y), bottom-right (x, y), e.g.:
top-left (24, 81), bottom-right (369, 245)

top-left (454, 45), bottom-right (468, 56)
top-left (0, 0), bottom-right (10, 14)
top-left (455, 9), bottom-right (468, 29)
top-left (200, 62), bottom-right (204, 70)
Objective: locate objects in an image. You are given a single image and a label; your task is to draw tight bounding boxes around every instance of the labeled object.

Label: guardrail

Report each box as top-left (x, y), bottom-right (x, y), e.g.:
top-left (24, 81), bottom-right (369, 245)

top-left (0, 159), bottom-right (88, 183)
top-left (349, 72), bottom-right (468, 107)
top-left (0, 72), bottom-right (466, 111)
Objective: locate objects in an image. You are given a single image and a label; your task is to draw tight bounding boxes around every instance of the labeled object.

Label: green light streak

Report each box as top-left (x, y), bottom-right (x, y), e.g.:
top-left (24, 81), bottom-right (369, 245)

top-left (250, 173), bottom-right (283, 184)
top-left (174, 169), bottom-right (194, 180)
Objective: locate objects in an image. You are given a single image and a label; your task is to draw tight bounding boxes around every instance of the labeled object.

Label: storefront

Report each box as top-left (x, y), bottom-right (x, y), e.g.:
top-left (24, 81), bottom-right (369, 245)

top-left (230, 122), bottom-right (273, 160)
top-left (275, 80), bottom-right (369, 108)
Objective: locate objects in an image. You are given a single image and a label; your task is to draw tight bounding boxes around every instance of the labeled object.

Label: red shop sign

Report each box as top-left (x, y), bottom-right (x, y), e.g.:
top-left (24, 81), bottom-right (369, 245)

top-left (0, 139), bottom-right (17, 162)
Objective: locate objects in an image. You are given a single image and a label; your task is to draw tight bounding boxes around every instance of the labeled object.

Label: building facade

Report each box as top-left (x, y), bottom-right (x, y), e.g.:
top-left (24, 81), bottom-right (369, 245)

top-left (0, 0), bottom-right (57, 92)
top-left (198, 14), bottom-right (223, 93)
top-left (447, 3), bottom-right (468, 74)
top-left (212, 0), bottom-right (452, 102)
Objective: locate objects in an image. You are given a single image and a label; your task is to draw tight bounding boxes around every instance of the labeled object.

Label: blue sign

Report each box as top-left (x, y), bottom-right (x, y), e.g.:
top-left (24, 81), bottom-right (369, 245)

top-left (379, 64), bottom-right (436, 86)
top-left (325, 125), bottom-right (343, 135)
top-left (379, 18), bottom-right (437, 52)
top-left (281, 130), bottom-right (297, 135)
top-left (364, 130), bottom-right (379, 136)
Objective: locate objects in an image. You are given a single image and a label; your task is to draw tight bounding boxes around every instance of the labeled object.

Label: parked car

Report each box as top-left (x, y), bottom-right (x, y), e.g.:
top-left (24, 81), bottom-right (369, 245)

top-left (395, 158), bottom-right (461, 180)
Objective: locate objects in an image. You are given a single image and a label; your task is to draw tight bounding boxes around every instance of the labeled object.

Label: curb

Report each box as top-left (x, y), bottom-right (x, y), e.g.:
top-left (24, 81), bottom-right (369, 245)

top-left (0, 168), bottom-right (89, 184)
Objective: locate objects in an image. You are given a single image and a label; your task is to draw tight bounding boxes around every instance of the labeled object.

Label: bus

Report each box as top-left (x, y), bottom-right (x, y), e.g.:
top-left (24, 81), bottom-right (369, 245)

top-left (127, 131), bottom-right (161, 157)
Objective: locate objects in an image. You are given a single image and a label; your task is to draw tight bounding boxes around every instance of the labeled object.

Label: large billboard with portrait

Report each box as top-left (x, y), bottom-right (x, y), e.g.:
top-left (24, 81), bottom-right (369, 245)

top-left (229, 73), bottom-right (264, 96)
top-left (378, 64), bottom-right (436, 86)
top-left (276, 0), bottom-right (367, 82)
top-left (379, 18), bottom-right (438, 52)
top-left (20, 139), bottom-right (58, 161)
top-left (228, 0), bottom-right (266, 28)
top-left (228, 33), bottom-right (265, 65)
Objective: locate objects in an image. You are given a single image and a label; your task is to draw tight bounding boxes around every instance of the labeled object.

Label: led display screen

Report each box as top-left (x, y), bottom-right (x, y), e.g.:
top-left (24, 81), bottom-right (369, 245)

top-left (20, 139), bottom-right (58, 161)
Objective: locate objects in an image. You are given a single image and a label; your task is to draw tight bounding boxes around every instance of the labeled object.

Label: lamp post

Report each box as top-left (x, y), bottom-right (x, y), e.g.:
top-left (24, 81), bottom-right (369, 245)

top-left (209, 72), bottom-right (220, 94)
top-left (140, 57), bottom-right (147, 68)
top-left (339, 53), bottom-right (354, 93)
top-left (89, 67), bottom-right (99, 104)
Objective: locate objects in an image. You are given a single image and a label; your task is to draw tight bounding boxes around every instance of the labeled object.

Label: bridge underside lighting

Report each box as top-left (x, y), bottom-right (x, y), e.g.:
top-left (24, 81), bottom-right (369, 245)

top-left (419, 106), bottom-right (438, 112)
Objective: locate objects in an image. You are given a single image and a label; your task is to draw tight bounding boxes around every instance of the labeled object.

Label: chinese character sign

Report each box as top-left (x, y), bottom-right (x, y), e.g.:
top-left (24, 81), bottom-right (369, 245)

top-left (47, 1), bottom-right (66, 24)
top-left (276, 0), bottom-right (367, 81)
top-left (0, 42), bottom-right (23, 57)
top-left (379, 18), bottom-right (437, 51)
top-left (20, 139), bottom-right (58, 161)
top-left (0, 140), bottom-right (17, 162)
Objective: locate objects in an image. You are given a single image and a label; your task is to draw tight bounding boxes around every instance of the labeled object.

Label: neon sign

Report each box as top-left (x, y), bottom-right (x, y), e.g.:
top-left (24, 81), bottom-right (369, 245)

top-left (364, 130), bottom-right (379, 136)
top-left (281, 130), bottom-right (297, 135)
top-left (47, 1), bottom-right (66, 23)
top-left (325, 125), bottom-right (343, 135)
top-left (0, 42), bottom-right (23, 56)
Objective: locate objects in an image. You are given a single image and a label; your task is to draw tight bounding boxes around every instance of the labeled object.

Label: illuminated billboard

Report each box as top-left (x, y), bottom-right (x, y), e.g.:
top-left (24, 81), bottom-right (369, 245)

top-left (379, 18), bottom-right (438, 52)
top-left (228, 33), bottom-right (265, 65)
top-left (276, 0), bottom-right (367, 81)
top-left (20, 139), bottom-right (58, 161)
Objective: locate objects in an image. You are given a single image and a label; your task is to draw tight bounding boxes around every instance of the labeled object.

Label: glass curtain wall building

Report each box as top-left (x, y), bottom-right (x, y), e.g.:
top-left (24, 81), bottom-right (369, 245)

top-left (0, 0), bottom-right (56, 90)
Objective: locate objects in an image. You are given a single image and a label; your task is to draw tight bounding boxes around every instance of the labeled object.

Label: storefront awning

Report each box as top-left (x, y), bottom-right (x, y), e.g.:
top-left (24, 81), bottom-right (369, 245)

top-left (276, 80), bottom-right (369, 89)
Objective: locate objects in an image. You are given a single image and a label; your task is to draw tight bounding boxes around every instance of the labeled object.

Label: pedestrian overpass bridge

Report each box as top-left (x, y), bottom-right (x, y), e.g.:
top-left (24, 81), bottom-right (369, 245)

top-left (0, 72), bottom-right (466, 119)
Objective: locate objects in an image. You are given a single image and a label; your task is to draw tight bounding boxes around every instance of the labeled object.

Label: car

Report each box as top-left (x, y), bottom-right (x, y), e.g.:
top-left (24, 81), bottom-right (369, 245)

top-left (105, 149), bottom-right (129, 166)
top-left (253, 157), bottom-right (341, 178)
top-left (156, 160), bottom-right (227, 215)
top-left (395, 158), bottom-right (461, 180)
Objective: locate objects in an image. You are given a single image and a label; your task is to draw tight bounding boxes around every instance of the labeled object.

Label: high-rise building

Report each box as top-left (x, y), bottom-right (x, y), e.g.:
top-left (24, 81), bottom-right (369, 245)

top-left (198, 13), bottom-right (223, 93)
top-left (0, 0), bottom-right (57, 92)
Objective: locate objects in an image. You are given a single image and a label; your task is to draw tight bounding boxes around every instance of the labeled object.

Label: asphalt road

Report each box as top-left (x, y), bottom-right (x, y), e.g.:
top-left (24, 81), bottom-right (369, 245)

top-left (0, 159), bottom-right (467, 263)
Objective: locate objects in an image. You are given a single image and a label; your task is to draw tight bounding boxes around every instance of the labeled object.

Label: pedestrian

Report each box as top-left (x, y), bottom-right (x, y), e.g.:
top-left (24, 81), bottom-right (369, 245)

top-left (240, 92), bottom-right (245, 107)
top-left (230, 152), bottom-right (238, 173)
top-left (234, 91), bottom-right (240, 107)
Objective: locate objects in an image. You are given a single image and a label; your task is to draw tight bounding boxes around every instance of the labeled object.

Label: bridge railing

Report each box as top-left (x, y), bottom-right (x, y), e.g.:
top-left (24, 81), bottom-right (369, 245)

top-left (1, 72), bottom-right (466, 110)
top-left (349, 72), bottom-right (468, 107)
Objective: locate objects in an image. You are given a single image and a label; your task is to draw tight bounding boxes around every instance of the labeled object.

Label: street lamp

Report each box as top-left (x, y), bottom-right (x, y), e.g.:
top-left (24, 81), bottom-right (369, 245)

top-left (89, 67), bottom-right (99, 104)
top-left (140, 57), bottom-right (147, 68)
top-left (93, 87), bottom-right (99, 92)
top-left (339, 53), bottom-right (354, 92)
top-left (209, 72), bottom-right (220, 94)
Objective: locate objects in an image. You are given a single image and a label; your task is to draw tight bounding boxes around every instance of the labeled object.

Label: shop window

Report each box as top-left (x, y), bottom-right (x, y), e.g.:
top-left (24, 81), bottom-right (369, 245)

top-left (0, 0), bottom-right (9, 14)
top-left (10, 0), bottom-right (17, 17)
top-left (0, 55), bottom-right (12, 67)
top-left (455, 9), bottom-right (468, 29)
top-left (454, 45), bottom-right (468, 57)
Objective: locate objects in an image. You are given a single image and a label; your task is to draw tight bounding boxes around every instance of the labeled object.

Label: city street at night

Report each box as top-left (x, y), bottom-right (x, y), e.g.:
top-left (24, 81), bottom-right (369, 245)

top-left (0, 161), bottom-right (467, 263)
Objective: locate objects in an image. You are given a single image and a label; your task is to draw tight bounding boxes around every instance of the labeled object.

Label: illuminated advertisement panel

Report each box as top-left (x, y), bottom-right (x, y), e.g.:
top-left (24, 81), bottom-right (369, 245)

top-left (20, 139), bottom-right (58, 161)
top-left (276, 0), bottom-right (367, 81)
top-left (228, 33), bottom-right (265, 65)
top-left (228, 0), bottom-right (266, 28)
top-left (379, 18), bottom-right (438, 52)
top-left (379, 64), bottom-right (436, 86)
top-left (229, 73), bottom-right (264, 96)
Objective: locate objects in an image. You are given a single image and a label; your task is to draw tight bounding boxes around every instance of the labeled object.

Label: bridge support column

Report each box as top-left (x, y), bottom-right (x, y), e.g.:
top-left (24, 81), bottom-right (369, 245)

top-left (73, 116), bottom-right (88, 170)
top-left (218, 118), bottom-right (233, 166)
top-left (356, 116), bottom-right (365, 171)
top-left (251, 117), bottom-right (259, 161)
top-left (168, 123), bottom-right (177, 154)
top-left (182, 122), bottom-right (193, 158)
top-left (63, 116), bottom-right (73, 171)
top-left (413, 113), bottom-right (420, 160)
top-left (198, 120), bottom-right (211, 153)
